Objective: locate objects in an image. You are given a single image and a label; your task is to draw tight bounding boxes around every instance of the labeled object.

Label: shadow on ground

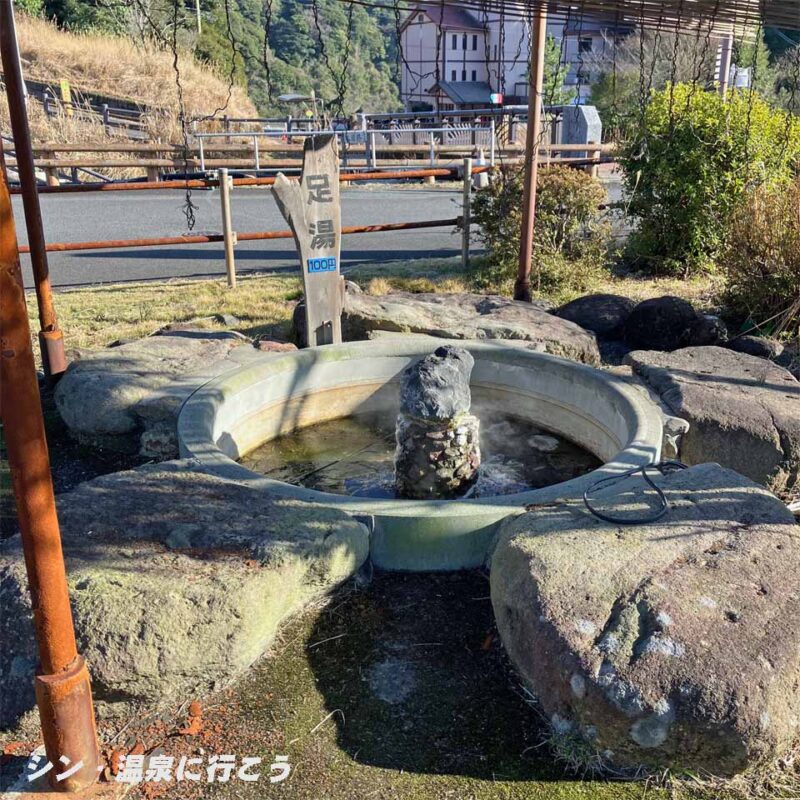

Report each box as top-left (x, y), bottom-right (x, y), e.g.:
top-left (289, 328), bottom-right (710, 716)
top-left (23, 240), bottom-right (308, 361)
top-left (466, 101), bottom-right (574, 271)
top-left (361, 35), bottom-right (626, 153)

top-left (166, 570), bottom-right (661, 800)
top-left (0, 383), bottom-right (145, 540)
top-left (305, 569), bottom-right (559, 781)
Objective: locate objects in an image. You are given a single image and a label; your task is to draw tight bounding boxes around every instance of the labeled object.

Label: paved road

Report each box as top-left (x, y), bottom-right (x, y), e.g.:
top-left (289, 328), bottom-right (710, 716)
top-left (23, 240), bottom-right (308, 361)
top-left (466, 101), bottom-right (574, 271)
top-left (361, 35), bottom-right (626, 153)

top-left (14, 187), bottom-right (466, 289)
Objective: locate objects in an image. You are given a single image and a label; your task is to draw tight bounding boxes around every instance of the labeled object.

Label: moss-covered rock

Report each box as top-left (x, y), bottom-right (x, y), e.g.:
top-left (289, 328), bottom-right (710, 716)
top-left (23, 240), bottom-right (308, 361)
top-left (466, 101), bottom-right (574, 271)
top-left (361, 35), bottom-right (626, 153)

top-left (54, 332), bottom-right (260, 458)
top-left (0, 462), bottom-right (368, 726)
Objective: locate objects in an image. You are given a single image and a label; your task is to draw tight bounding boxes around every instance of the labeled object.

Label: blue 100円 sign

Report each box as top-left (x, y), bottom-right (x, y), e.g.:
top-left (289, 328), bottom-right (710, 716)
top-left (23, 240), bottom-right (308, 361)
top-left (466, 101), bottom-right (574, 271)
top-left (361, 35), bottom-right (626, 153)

top-left (306, 256), bottom-right (337, 274)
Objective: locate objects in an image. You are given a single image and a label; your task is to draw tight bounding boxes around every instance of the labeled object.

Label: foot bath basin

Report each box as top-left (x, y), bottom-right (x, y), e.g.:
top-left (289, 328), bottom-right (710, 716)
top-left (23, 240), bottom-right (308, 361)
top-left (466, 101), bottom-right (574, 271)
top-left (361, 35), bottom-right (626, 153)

top-left (178, 338), bottom-right (664, 570)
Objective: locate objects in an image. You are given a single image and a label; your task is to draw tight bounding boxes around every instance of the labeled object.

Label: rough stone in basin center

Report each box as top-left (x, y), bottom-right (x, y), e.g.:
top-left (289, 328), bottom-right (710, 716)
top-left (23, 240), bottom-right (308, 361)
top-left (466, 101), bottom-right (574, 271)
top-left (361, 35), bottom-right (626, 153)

top-left (395, 346), bottom-right (481, 499)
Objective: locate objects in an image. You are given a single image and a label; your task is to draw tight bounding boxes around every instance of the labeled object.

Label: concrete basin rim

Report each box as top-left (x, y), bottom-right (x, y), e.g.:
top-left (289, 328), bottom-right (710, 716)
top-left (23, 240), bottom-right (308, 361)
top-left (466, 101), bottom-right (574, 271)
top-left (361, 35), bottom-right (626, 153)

top-left (177, 338), bottom-right (664, 517)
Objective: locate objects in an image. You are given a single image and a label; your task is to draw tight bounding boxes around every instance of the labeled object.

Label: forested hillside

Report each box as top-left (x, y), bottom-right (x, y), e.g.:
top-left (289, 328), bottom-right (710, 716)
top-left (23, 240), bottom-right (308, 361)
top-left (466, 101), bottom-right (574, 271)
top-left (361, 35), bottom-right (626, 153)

top-left (23, 0), bottom-right (401, 115)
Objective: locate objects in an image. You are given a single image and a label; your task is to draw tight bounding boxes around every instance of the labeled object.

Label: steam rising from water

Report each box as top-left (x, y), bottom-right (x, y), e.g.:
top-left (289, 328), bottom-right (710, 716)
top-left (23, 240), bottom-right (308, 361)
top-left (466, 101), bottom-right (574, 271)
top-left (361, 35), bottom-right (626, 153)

top-left (240, 412), bottom-right (600, 499)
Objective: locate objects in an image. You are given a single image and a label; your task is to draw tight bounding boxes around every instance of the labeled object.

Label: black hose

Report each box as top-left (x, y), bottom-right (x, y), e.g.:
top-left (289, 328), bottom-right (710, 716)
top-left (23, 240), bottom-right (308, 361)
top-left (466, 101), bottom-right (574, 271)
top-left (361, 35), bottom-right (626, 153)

top-left (583, 460), bottom-right (689, 525)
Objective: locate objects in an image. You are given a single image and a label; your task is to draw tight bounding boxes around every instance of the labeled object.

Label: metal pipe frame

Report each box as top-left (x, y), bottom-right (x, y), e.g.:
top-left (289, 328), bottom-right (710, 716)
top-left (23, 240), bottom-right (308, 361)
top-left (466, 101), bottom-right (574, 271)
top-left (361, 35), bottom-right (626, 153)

top-left (19, 215), bottom-right (462, 254)
top-left (14, 166), bottom-right (482, 195)
top-left (0, 0), bottom-right (66, 377)
top-left (0, 143), bottom-right (100, 793)
top-left (514, 2), bottom-right (548, 302)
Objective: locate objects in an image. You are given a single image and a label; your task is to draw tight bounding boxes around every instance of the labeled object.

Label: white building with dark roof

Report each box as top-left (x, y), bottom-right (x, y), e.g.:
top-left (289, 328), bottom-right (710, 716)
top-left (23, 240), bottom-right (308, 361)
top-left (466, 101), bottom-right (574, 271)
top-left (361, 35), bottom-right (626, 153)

top-left (399, 4), bottom-right (530, 110)
top-left (399, 4), bottom-right (628, 110)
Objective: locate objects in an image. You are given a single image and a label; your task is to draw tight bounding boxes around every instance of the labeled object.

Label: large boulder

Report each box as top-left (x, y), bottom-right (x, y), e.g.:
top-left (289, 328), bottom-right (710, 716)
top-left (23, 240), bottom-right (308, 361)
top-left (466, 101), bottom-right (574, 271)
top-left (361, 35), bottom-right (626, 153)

top-left (54, 331), bottom-right (262, 458)
top-left (338, 292), bottom-right (599, 365)
top-left (690, 313), bottom-right (728, 346)
top-left (0, 463), bottom-right (368, 725)
top-left (725, 335), bottom-right (785, 362)
top-left (490, 464), bottom-right (800, 775)
top-left (624, 296), bottom-right (726, 351)
top-left (554, 293), bottom-right (636, 340)
top-left (626, 346), bottom-right (800, 494)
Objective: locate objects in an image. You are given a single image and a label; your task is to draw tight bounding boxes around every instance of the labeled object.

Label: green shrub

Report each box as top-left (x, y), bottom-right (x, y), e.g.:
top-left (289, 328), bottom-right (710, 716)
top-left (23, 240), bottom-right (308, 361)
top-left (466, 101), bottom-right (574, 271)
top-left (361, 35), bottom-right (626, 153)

top-left (619, 84), bottom-right (800, 276)
top-left (470, 165), bottom-right (610, 296)
top-left (723, 181), bottom-right (800, 335)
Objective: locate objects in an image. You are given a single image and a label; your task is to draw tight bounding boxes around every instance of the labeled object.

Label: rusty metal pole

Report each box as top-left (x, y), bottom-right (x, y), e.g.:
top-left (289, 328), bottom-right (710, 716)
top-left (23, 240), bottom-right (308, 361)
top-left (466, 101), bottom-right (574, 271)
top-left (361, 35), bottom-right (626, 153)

top-left (0, 0), bottom-right (66, 378)
top-left (0, 147), bottom-right (100, 792)
top-left (514, 2), bottom-right (548, 302)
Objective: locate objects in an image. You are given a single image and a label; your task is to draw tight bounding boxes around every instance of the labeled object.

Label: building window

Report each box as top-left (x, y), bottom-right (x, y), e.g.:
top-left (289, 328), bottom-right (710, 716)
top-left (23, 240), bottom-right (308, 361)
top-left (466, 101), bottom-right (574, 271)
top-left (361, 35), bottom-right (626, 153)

top-left (471, 69), bottom-right (477, 81)
top-left (579, 37), bottom-right (593, 54)
top-left (451, 69), bottom-right (457, 81)
top-left (462, 33), bottom-right (467, 50)
top-left (452, 33), bottom-right (457, 50)
top-left (472, 34), bottom-right (478, 50)
top-left (461, 69), bottom-right (466, 81)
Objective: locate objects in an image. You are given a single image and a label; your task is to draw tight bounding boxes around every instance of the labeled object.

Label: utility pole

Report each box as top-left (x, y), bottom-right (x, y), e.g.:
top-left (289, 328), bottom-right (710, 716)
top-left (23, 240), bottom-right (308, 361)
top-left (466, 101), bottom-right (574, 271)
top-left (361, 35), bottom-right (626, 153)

top-left (0, 0), bottom-right (66, 378)
top-left (514, 2), bottom-right (547, 302)
top-left (0, 144), bottom-right (100, 793)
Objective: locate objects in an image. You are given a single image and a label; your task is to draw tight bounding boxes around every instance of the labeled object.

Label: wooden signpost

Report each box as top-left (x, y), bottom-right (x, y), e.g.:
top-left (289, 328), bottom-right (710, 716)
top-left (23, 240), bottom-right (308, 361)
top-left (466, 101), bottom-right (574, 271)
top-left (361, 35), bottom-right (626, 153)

top-left (273, 133), bottom-right (343, 346)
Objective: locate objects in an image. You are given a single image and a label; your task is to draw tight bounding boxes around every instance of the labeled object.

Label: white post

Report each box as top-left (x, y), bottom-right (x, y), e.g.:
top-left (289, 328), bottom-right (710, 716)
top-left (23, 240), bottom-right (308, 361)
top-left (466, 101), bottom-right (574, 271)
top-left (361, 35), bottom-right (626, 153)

top-left (369, 130), bottom-right (377, 170)
top-left (199, 137), bottom-right (206, 171)
top-left (429, 131), bottom-right (435, 167)
top-left (462, 157), bottom-right (472, 270)
top-left (718, 33), bottom-right (734, 99)
top-left (219, 168), bottom-right (237, 288)
top-left (253, 134), bottom-right (260, 171)
top-left (489, 118), bottom-right (496, 166)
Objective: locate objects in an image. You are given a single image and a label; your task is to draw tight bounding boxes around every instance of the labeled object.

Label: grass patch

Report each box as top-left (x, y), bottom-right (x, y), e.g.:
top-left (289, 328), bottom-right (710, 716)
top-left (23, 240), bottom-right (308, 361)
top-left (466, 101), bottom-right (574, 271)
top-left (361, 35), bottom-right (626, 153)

top-left (350, 254), bottom-right (721, 311)
top-left (35, 273), bottom-right (303, 353)
top-left (31, 258), bottom-right (722, 358)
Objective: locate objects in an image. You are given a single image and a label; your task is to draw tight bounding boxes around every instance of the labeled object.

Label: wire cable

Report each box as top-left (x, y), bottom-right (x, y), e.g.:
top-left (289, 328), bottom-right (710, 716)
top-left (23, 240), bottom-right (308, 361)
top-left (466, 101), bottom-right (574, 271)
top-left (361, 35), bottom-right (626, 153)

top-left (583, 460), bottom-right (689, 525)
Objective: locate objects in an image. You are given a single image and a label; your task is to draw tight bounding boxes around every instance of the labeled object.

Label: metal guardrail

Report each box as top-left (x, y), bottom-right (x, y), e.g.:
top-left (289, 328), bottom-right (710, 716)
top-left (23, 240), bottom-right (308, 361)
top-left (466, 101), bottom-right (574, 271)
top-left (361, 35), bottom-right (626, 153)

top-left (14, 158), bottom-right (616, 288)
top-left (19, 216), bottom-right (462, 254)
top-left (11, 166), bottom-right (479, 194)
top-left (16, 163), bottom-right (472, 290)
top-left (42, 96), bottom-right (152, 140)
top-left (193, 126), bottom-right (499, 171)
top-left (15, 165), bottom-right (477, 289)
top-left (6, 144), bottom-right (614, 194)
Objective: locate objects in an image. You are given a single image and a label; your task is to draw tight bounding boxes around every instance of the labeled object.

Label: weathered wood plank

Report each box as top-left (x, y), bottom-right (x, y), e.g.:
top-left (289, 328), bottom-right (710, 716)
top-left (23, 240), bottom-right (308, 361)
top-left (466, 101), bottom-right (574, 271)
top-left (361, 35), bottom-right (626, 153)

top-left (272, 134), bottom-right (343, 347)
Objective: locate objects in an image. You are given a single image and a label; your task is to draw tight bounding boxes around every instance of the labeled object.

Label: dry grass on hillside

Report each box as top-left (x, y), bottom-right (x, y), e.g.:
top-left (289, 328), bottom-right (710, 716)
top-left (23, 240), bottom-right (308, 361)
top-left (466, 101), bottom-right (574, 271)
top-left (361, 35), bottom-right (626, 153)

top-left (9, 14), bottom-right (255, 143)
top-left (0, 95), bottom-right (153, 180)
top-left (17, 14), bottom-right (255, 120)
